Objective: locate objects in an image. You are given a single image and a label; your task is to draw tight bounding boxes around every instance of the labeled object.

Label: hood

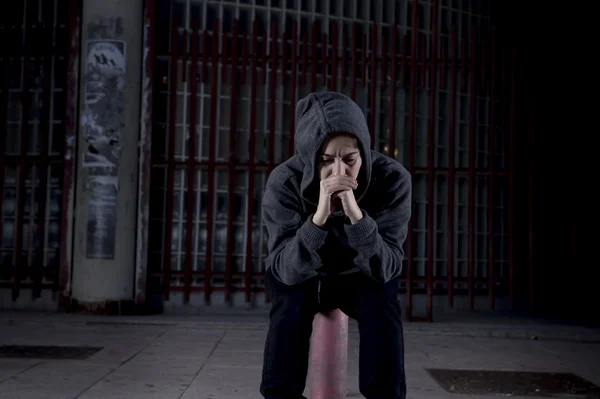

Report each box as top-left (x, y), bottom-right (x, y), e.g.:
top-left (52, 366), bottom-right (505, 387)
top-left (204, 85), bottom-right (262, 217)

top-left (294, 91), bottom-right (372, 205)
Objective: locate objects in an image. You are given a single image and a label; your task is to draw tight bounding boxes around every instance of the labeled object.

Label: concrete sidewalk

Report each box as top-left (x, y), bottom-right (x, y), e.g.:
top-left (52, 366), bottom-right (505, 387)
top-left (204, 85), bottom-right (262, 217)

top-left (1, 311), bottom-right (599, 398)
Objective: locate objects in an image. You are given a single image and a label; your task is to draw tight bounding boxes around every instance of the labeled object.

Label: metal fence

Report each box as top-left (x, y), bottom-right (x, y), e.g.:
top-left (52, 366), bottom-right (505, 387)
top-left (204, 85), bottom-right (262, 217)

top-left (0, 0), bottom-right (76, 301)
top-left (147, 0), bottom-right (525, 320)
top-left (0, 0), bottom-right (529, 320)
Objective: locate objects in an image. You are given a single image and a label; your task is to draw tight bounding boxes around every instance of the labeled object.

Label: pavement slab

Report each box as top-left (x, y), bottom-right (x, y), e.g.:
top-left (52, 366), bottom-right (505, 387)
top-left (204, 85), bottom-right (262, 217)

top-left (0, 311), bottom-right (598, 398)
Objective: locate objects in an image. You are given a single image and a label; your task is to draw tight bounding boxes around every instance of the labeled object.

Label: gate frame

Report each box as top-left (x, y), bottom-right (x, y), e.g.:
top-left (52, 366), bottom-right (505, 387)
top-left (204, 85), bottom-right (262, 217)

top-left (134, 0), bottom-right (156, 307)
top-left (58, 0), bottom-right (83, 309)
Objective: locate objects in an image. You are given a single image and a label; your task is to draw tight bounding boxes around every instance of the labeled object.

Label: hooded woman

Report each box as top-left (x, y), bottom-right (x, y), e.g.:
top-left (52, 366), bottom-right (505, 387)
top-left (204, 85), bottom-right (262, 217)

top-left (260, 91), bottom-right (412, 399)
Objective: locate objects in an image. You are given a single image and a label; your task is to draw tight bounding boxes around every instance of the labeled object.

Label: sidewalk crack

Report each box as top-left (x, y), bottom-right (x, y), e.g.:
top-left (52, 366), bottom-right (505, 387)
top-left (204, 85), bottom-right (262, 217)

top-left (0, 361), bottom-right (44, 384)
top-left (72, 329), bottom-right (168, 398)
top-left (177, 330), bottom-right (227, 398)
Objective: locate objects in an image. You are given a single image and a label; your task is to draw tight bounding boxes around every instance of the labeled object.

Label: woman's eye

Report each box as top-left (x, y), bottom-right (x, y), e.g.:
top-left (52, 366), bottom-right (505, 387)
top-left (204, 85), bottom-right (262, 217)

top-left (344, 158), bottom-right (356, 164)
top-left (320, 158), bottom-right (333, 163)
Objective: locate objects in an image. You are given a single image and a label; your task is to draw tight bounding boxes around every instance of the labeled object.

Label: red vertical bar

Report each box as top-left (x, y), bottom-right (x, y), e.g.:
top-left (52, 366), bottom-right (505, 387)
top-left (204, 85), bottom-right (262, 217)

top-left (241, 32), bottom-right (248, 85)
top-left (321, 33), bottom-right (327, 86)
top-left (282, 31), bottom-right (287, 85)
top-left (401, 35), bottom-right (407, 88)
top-left (426, 0), bottom-right (438, 322)
top-left (350, 23), bottom-right (357, 100)
top-left (136, 0), bottom-right (156, 304)
top-left (460, 36), bottom-right (466, 91)
top-left (0, 38), bottom-right (7, 270)
top-left (420, 35), bottom-right (426, 87)
top-left (289, 21), bottom-right (298, 157)
top-left (467, 24), bottom-right (476, 310)
top-left (202, 31), bottom-right (208, 83)
top-left (311, 22), bottom-right (317, 92)
top-left (184, 19), bottom-right (199, 304)
top-left (447, 26), bottom-right (457, 307)
top-left (406, 0), bottom-right (419, 320)
top-left (330, 22), bottom-right (338, 91)
top-left (380, 34), bottom-right (386, 88)
top-left (225, 19), bottom-right (240, 304)
top-left (205, 19), bottom-right (220, 304)
top-left (368, 24), bottom-right (377, 147)
top-left (221, 29), bottom-right (228, 84)
top-left (361, 34), bottom-right (367, 87)
top-left (487, 27), bottom-right (496, 310)
top-left (528, 103), bottom-right (535, 312)
top-left (262, 31), bottom-right (268, 85)
top-left (440, 36), bottom-right (446, 90)
top-left (499, 51), bottom-right (506, 94)
top-left (508, 49), bottom-right (517, 311)
top-left (163, 17), bottom-right (179, 300)
top-left (13, 21), bottom-right (33, 300)
top-left (501, 51), bottom-right (506, 90)
top-left (33, 33), bottom-right (54, 298)
top-left (389, 25), bottom-right (397, 158)
top-left (59, 0), bottom-right (81, 300)
top-left (244, 21), bottom-right (259, 304)
top-left (341, 30), bottom-right (347, 89)
top-left (0, 14), bottom-right (14, 288)
top-left (181, 28), bottom-right (187, 82)
top-left (268, 21), bottom-right (277, 173)
top-left (34, 23), bottom-right (49, 292)
top-left (301, 31), bottom-right (308, 87)
top-left (480, 37), bottom-right (486, 90)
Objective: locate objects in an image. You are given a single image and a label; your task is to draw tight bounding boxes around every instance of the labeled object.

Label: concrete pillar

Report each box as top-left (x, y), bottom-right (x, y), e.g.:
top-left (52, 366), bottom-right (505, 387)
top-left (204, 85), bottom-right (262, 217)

top-left (309, 309), bottom-right (349, 398)
top-left (70, 0), bottom-right (142, 308)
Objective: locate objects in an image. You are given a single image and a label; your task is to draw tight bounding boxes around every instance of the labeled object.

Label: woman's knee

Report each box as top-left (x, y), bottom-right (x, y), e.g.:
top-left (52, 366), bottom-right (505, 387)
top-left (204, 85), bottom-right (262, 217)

top-left (356, 285), bottom-right (402, 322)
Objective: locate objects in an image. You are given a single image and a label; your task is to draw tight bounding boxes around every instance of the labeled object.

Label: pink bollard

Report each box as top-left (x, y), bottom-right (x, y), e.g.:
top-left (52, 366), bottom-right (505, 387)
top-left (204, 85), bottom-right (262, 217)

top-left (309, 309), bottom-right (349, 399)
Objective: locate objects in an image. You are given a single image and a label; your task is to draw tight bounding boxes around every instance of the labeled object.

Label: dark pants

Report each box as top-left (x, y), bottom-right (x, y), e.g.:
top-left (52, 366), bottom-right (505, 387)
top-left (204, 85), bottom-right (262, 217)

top-left (260, 268), bottom-right (406, 399)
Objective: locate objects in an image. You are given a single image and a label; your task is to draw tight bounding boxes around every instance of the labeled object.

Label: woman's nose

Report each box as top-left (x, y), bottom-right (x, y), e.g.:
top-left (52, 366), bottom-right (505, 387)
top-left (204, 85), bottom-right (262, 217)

top-left (333, 160), bottom-right (345, 176)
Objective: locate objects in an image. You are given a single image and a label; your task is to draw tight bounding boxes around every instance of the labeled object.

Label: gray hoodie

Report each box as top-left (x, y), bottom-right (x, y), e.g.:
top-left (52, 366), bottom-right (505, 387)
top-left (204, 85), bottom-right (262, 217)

top-left (262, 91), bottom-right (412, 285)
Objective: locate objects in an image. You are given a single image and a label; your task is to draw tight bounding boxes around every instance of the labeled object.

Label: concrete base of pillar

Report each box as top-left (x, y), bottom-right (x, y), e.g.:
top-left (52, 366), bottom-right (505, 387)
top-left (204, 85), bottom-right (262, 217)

top-left (0, 289), bottom-right (58, 311)
top-left (59, 297), bottom-right (157, 315)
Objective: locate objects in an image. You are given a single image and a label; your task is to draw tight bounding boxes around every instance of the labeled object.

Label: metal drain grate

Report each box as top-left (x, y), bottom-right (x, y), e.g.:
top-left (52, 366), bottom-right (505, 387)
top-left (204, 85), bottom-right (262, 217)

top-left (0, 345), bottom-right (103, 360)
top-left (426, 368), bottom-right (600, 397)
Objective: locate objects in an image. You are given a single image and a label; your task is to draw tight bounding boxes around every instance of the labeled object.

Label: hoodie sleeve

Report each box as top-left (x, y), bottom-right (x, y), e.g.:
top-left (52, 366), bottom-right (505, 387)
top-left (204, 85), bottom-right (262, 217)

top-left (344, 167), bottom-right (412, 283)
top-left (262, 175), bottom-right (328, 285)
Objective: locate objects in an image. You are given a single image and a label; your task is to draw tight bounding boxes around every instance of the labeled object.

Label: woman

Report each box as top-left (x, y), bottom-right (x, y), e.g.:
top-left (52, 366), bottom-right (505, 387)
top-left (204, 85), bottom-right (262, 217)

top-left (260, 91), bottom-right (412, 399)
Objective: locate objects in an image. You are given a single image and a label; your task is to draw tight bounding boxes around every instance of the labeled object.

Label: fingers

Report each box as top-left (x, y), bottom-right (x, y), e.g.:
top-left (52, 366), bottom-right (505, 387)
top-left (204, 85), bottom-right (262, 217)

top-left (321, 175), bottom-right (357, 192)
top-left (332, 189), bottom-right (352, 200)
top-left (328, 184), bottom-right (354, 196)
top-left (325, 174), bottom-right (356, 184)
top-left (321, 180), bottom-right (356, 197)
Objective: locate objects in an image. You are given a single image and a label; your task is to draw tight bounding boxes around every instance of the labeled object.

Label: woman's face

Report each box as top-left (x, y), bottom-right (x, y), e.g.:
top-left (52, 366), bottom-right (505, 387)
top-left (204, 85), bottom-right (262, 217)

top-left (318, 135), bottom-right (362, 181)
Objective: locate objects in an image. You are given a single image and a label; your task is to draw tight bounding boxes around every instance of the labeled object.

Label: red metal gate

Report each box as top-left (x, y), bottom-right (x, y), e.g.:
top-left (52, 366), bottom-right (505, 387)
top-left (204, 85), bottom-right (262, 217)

top-left (146, 0), bottom-right (529, 320)
top-left (0, 0), bottom-right (79, 302)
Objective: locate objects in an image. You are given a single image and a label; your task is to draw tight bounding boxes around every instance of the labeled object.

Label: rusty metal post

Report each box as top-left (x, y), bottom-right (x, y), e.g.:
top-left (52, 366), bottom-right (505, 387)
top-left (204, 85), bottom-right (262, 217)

top-left (309, 309), bottom-right (348, 399)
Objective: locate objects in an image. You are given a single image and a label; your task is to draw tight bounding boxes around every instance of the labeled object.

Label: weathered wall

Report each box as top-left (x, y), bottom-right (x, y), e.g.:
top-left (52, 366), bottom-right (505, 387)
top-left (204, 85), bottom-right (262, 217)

top-left (71, 0), bottom-right (142, 304)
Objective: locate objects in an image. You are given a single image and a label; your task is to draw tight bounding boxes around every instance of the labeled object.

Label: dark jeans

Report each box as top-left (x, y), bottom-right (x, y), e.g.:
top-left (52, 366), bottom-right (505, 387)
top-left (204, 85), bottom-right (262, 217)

top-left (260, 268), bottom-right (406, 399)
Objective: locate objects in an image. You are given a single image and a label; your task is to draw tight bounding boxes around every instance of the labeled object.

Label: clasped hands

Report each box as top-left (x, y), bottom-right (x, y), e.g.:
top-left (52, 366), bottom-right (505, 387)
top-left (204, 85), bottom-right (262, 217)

top-left (312, 174), bottom-right (363, 227)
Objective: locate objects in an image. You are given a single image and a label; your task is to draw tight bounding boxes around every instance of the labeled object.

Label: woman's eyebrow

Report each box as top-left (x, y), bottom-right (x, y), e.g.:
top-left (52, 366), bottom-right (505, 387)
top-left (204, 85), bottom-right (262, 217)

top-left (320, 151), bottom-right (360, 157)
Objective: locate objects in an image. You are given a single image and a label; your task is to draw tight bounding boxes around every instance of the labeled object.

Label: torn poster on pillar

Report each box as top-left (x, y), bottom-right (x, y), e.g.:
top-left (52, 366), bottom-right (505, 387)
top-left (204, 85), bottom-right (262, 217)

top-left (82, 39), bottom-right (126, 168)
top-left (86, 175), bottom-right (118, 259)
top-left (82, 38), bottom-right (126, 259)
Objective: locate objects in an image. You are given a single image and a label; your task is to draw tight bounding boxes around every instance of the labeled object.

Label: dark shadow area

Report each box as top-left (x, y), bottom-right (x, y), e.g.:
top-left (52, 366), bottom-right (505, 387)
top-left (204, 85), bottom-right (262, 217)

top-left (427, 368), bottom-right (600, 397)
top-left (0, 344), bottom-right (103, 360)
top-left (493, 2), bottom-right (596, 325)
